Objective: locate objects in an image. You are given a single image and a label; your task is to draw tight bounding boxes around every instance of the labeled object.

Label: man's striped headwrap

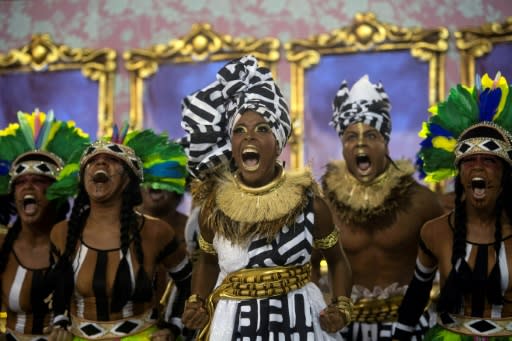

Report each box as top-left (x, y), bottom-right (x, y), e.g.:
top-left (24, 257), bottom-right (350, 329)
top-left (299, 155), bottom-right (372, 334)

top-left (331, 75), bottom-right (392, 142)
top-left (181, 55), bottom-right (290, 177)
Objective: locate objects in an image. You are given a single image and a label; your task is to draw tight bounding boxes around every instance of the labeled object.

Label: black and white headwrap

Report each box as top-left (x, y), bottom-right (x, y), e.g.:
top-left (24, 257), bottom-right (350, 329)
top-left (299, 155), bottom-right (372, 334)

top-left (181, 55), bottom-right (290, 177)
top-left (331, 75), bottom-right (392, 142)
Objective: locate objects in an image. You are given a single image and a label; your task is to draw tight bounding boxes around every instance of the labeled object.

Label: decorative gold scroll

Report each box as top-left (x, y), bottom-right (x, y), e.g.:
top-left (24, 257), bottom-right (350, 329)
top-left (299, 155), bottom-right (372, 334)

top-left (123, 23), bottom-right (280, 130)
top-left (455, 16), bottom-right (512, 86)
top-left (285, 12), bottom-right (448, 169)
top-left (0, 33), bottom-right (116, 137)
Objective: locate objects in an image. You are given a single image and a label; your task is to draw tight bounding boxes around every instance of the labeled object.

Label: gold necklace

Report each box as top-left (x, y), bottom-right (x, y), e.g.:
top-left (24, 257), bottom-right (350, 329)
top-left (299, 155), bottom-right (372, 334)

top-left (234, 164), bottom-right (286, 195)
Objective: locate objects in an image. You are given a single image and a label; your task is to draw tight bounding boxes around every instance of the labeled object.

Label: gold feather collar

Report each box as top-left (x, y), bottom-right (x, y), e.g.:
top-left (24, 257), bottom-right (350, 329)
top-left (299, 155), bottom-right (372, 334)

top-left (201, 168), bottom-right (316, 244)
top-left (322, 160), bottom-right (415, 225)
top-left (217, 168), bottom-right (314, 223)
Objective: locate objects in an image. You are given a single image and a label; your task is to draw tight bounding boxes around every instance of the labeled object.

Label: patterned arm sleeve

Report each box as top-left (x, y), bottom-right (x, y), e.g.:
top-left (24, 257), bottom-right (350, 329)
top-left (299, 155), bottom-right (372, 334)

top-left (393, 255), bottom-right (437, 340)
top-left (157, 239), bottom-right (193, 336)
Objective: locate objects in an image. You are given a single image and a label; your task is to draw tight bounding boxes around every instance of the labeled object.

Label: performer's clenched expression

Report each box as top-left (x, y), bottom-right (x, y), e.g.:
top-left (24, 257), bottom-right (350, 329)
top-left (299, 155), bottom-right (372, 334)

top-left (231, 111), bottom-right (279, 187)
top-left (342, 122), bottom-right (389, 183)
top-left (459, 154), bottom-right (503, 210)
top-left (13, 174), bottom-right (53, 224)
top-left (83, 153), bottom-right (129, 202)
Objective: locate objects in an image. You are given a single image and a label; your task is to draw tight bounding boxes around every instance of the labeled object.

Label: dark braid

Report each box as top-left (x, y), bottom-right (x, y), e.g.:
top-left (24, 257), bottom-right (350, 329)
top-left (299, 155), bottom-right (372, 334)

top-left (493, 168), bottom-right (506, 258)
top-left (437, 175), bottom-right (468, 313)
top-left (452, 175), bottom-right (467, 267)
top-left (504, 164), bottom-right (512, 224)
top-left (111, 169), bottom-right (152, 311)
top-left (0, 189), bottom-right (69, 308)
top-left (487, 162), bottom-right (511, 304)
top-left (63, 187), bottom-right (90, 260)
top-left (52, 187), bottom-right (90, 317)
top-left (0, 194), bottom-right (15, 226)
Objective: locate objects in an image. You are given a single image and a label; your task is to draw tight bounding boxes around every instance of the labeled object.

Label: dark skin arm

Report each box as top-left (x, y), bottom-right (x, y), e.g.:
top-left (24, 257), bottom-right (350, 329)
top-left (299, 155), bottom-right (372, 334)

top-left (314, 196), bottom-right (353, 333)
top-left (48, 221), bottom-right (73, 341)
top-left (181, 207), bottom-right (219, 330)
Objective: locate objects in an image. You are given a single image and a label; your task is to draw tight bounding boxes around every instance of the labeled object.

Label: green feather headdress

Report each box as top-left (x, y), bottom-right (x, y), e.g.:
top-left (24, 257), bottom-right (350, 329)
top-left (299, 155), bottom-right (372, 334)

top-left (417, 72), bottom-right (512, 183)
top-left (47, 122), bottom-right (188, 199)
top-left (0, 110), bottom-right (90, 197)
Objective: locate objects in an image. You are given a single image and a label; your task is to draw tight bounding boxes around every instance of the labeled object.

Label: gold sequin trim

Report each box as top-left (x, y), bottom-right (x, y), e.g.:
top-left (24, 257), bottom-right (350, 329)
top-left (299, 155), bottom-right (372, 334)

top-left (353, 295), bottom-right (403, 323)
top-left (314, 228), bottom-right (339, 249)
top-left (198, 233), bottom-right (216, 255)
top-left (332, 295), bottom-right (354, 324)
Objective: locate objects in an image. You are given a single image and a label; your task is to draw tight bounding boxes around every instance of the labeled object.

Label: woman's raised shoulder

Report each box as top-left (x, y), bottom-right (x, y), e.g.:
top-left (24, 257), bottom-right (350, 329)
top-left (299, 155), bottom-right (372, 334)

top-left (141, 214), bottom-right (175, 243)
top-left (50, 220), bottom-right (70, 251)
top-left (420, 212), bottom-right (451, 248)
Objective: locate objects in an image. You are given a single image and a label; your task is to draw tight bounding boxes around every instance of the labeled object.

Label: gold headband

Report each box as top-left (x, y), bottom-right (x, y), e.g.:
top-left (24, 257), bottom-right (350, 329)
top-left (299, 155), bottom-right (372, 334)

top-left (80, 140), bottom-right (144, 181)
top-left (455, 122), bottom-right (512, 166)
top-left (8, 150), bottom-right (64, 192)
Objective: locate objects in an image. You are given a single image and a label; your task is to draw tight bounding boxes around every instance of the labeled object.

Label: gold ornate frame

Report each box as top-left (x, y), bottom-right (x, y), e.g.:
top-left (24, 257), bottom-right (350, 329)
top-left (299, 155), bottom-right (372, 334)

top-left (455, 16), bottom-right (512, 86)
top-left (123, 23), bottom-right (280, 130)
top-left (0, 33), bottom-right (116, 137)
top-left (285, 12), bottom-right (449, 169)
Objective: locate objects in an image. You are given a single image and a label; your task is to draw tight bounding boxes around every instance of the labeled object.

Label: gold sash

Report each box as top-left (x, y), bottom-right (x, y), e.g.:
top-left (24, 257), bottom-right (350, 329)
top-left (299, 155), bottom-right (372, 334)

top-left (198, 263), bottom-right (311, 340)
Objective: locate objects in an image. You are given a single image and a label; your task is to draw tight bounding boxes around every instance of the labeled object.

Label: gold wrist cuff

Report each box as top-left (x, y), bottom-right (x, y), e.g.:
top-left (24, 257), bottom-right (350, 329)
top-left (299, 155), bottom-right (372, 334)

top-left (187, 294), bottom-right (205, 304)
top-left (314, 228), bottom-right (339, 249)
top-left (198, 233), bottom-right (216, 254)
top-left (332, 295), bottom-right (354, 323)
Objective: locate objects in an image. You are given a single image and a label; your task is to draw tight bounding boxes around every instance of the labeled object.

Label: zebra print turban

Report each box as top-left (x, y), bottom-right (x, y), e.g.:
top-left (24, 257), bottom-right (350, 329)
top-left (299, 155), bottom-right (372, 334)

top-left (181, 55), bottom-right (290, 177)
top-left (331, 75), bottom-right (392, 142)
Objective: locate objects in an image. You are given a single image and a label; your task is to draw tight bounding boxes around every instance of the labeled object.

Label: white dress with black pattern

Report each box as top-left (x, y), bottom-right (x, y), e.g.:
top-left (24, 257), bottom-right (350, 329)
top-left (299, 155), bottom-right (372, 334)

top-left (209, 194), bottom-right (341, 341)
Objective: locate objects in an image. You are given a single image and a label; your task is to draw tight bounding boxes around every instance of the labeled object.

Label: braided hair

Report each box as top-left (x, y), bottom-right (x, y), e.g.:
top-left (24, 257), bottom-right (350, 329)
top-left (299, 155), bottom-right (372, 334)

top-left (53, 164), bottom-right (152, 316)
top-left (0, 193), bottom-right (69, 309)
top-left (437, 126), bottom-right (511, 314)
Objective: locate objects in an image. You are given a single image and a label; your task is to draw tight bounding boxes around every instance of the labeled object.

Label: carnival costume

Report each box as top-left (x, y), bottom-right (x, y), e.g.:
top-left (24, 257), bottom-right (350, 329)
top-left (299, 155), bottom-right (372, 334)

top-left (0, 110), bottom-right (90, 340)
top-left (48, 123), bottom-right (191, 340)
top-left (393, 73), bottom-right (512, 340)
top-left (323, 75), bottom-right (434, 339)
top-left (181, 55), bottom-right (345, 340)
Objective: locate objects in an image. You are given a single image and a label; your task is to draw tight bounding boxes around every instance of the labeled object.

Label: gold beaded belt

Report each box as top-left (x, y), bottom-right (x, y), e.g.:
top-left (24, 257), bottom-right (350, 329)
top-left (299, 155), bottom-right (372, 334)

top-left (438, 314), bottom-right (512, 336)
top-left (197, 263), bottom-right (311, 340)
top-left (352, 295), bottom-right (404, 323)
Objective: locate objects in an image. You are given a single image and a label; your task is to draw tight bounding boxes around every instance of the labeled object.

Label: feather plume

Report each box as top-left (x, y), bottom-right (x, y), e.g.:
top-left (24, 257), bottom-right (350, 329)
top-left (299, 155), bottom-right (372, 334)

top-left (16, 112), bottom-right (35, 149)
top-left (417, 72), bottom-right (512, 182)
top-left (478, 88), bottom-right (501, 121)
top-left (38, 110), bottom-right (54, 149)
top-left (0, 110), bottom-right (91, 199)
top-left (119, 121), bottom-right (129, 144)
top-left (50, 123), bottom-right (188, 197)
top-left (33, 110), bottom-right (42, 148)
top-left (144, 161), bottom-right (186, 178)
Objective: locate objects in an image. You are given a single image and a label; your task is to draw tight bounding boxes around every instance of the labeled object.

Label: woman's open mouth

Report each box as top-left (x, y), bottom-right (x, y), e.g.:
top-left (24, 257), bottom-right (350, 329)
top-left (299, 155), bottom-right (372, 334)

top-left (242, 146), bottom-right (260, 171)
top-left (23, 194), bottom-right (37, 215)
top-left (92, 170), bottom-right (110, 183)
top-left (471, 177), bottom-right (487, 199)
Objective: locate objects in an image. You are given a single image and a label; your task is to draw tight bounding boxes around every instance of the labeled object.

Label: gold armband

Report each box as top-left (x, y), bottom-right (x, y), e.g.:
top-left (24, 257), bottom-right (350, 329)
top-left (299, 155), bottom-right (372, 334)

top-left (198, 233), bottom-right (217, 254)
top-left (332, 295), bottom-right (354, 324)
top-left (314, 228), bottom-right (339, 249)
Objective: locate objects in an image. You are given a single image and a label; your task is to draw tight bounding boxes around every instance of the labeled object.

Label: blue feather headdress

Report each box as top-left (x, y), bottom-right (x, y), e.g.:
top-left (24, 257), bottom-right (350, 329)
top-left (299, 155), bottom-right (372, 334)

top-left (47, 122), bottom-right (188, 199)
top-left (417, 72), bottom-right (512, 182)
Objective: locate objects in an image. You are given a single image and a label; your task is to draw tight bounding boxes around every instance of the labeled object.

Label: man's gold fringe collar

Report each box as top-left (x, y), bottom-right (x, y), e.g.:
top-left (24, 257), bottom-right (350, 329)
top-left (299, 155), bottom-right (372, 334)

top-left (195, 167), bottom-right (317, 244)
top-left (322, 160), bottom-right (415, 225)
